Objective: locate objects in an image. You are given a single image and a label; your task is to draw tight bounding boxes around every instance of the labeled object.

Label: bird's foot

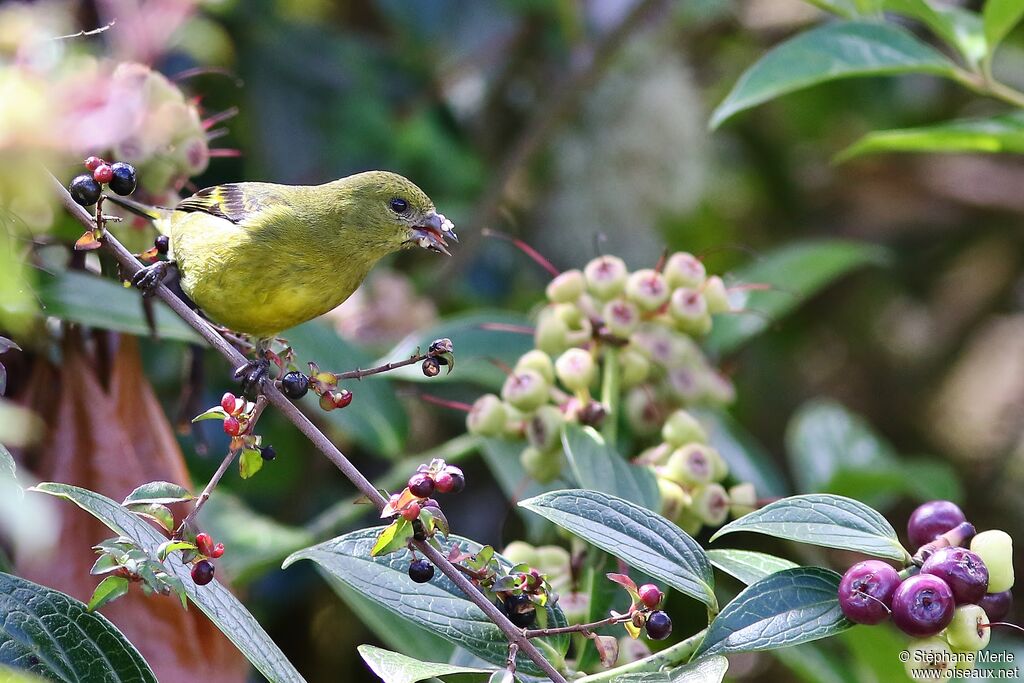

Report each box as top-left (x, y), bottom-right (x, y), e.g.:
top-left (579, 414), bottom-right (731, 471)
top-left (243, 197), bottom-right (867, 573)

top-left (131, 261), bottom-right (171, 297)
top-left (234, 356), bottom-right (271, 399)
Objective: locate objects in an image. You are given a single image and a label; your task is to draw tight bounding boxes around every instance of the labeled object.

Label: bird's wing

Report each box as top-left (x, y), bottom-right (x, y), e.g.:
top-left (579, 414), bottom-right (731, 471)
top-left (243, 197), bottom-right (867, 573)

top-left (174, 183), bottom-right (285, 225)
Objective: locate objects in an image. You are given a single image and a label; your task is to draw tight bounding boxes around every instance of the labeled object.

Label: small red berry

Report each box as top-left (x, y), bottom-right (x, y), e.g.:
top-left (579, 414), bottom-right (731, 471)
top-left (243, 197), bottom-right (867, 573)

top-left (434, 466), bottom-right (465, 494)
top-left (333, 389), bottom-right (353, 409)
top-left (408, 473), bottom-right (435, 498)
top-left (93, 164), bottom-right (114, 184)
top-left (223, 416), bottom-right (242, 436)
top-left (191, 559), bottom-right (215, 586)
top-left (434, 471), bottom-right (454, 493)
top-left (195, 532), bottom-right (215, 556)
top-left (638, 583), bottom-right (663, 609)
top-left (211, 543), bottom-right (225, 559)
top-left (402, 501), bottom-right (422, 522)
top-left (85, 156), bottom-right (104, 171)
top-left (221, 392), bottom-right (238, 414)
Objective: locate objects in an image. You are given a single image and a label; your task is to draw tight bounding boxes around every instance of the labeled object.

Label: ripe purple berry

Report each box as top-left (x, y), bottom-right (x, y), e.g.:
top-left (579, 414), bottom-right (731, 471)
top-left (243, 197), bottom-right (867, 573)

top-left (907, 500), bottom-right (966, 550)
top-left (920, 546), bottom-right (989, 605)
top-left (408, 473), bottom-right (435, 498)
top-left (838, 560), bottom-right (901, 625)
top-left (891, 574), bottom-right (955, 637)
top-left (978, 590), bottom-right (1013, 622)
top-left (408, 559), bottom-right (434, 583)
top-left (191, 559), bottom-right (215, 586)
top-left (434, 466), bottom-right (465, 494)
top-left (645, 610), bottom-right (672, 640)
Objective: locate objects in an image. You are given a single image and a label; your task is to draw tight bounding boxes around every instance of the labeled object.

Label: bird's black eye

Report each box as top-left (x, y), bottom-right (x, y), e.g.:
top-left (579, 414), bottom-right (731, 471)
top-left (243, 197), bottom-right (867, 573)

top-left (389, 197), bottom-right (409, 214)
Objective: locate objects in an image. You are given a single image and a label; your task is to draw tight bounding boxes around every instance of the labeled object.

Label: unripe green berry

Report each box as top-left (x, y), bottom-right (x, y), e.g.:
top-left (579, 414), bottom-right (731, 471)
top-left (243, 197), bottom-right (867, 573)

top-left (661, 409), bottom-right (707, 446)
top-left (904, 638), bottom-right (955, 680)
top-left (632, 326), bottom-right (699, 369)
top-left (971, 530), bottom-right (1014, 593)
top-left (728, 482), bottom-right (757, 518)
top-left (662, 444), bottom-right (715, 486)
top-left (502, 541), bottom-right (540, 567)
top-left (546, 269), bottom-right (585, 303)
top-left (624, 387), bottom-right (662, 436)
top-left (602, 298), bottom-right (640, 338)
top-left (625, 269), bottom-right (670, 312)
top-left (502, 405), bottom-right (527, 438)
top-left (675, 508), bottom-right (703, 536)
top-left (703, 275), bottom-right (731, 314)
top-left (618, 347), bottom-right (651, 388)
top-left (535, 308), bottom-right (570, 356)
top-left (944, 604), bottom-right (990, 652)
top-left (584, 255), bottom-right (628, 300)
top-left (664, 252), bottom-right (706, 288)
top-left (692, 483), bottom-right (730, 527)
top-left (501, 369), bottom-right (550, 412)
top-left (559, 591), bottom-right (590, 624)
top-left (658, 477), bottom-right (691, 521)
top-left (515, 350), bottom-right (555, 384)
top-left (666, 365), bottom-right (704, 402)
top-left (527, 405), bottom-right (564, 451)
top-left (553, 302), bottom-right (585, 327)
top-left (555, 348), bottom-right (596, 392)
top-left (535, 545), bottom-right (571, 575)
top-left (551, 304), bottom-right (594, 347)
top-left (707, 446), bottom-right (729, 482)
top-left (466, 394), bottom-right (507, 436)
top-left (520, 446), bottom-right (562, 483)
top-left (669, 288), bottom-right (711, 336)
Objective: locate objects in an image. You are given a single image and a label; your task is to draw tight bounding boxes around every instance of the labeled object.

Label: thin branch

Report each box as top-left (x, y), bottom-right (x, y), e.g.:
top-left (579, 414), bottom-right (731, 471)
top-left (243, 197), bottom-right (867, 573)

top-left (332, 352), bottom-right (429, 381)
top-left (51, 20), bottom-right (116, 41)
top-left (49, 174), bottom-right (568, 683)
top-left (524, 613), bottom-right (630, 639)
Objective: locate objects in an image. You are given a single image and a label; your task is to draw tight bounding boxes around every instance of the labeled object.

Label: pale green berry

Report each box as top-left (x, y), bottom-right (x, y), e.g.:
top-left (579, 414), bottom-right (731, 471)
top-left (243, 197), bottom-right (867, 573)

top-left (584, 255), bottom-right (628, 300)
top-left (521, 446), bottom-right (562, 483)
top-left (526, 405), bottom-right (564, 451)
top-left (707, 446), bottom-right (729, 481)
top-left (692, 483), bottom-right (730, 527)
top-left (535, 308), bottom-right (569, 356)
top-left (502, 369), bottom-right (550, 412)
top-left (971, 530), bottom-right (1014, 592)
top-left (551, 303), bottom-right (594, 347)
top-left (662, 444), bottom-right (715, 486)
top-left (661, 409), bottom-right (707, 446)
top-left (554, 302), bottom-right (585, 327)
top-left (669, 288), bottom-right (711, 336)
top-left (666, 365), bottom-right (704, 402)
top-left (675, 508), bottom-right (703, 536)
top-left (703, 275), bottom-right (731, 314)
top-left (503, 405), bottom-right (527, 438)
top-left (555, 348), bottom-right (596, 392)
top-left (619, 347), bottom-right (651, 388)
top-left (502, 541), bottom-right (540, 567)
top-left (546, 269), bottom-right (585, 303)
top-left (625, 269), bottom-right (670, 312)
top-left (564, 317), bottom-right (594, 348)
top-left (664, 252), bottom-right (706, 289)
top-left (535, 545), bottom-right (571, 574)
top-left (624, 387), bottom-right (662, 436)
top-left (466, 394), bottom-right (507, 436)
top-left (728, 483), bottom-right (757, 518)
top-left (602, 298), bottom-right (640, 338)
top-left (559, 591), bottom-right (590, 624)
top-left (658, 477), bottom-right (691, 521)
top-left (904, 638), bottom-right (955, 680)
top-left (515, 349), bottom-right (555, 384)
top-left (944, 604), bottom-right (990, 652)
top-left (703, 371), bottom-right (736, 405)
top-left (632, 326), bottom-right (699, 368)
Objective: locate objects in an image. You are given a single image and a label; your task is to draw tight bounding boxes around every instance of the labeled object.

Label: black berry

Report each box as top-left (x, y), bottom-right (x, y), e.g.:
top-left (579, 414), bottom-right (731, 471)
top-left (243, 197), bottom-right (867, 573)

top-left (838, 560), bottom-right (901, 625)
top-left (154, 235), bottom-right (170, 254)
top-left (260, 445), bottom-right (277, 461)
top-left (408, 473), bottom-right (435, 498)
top-left (108, 162), bottom-right (137, 196)
top-left (502, 594), bottom-right (537, 627)
top-left (891, 574), bottom-right (955, 637)
top-left (69, 174), bottom-right (101, 206)
top-left (421, 357), bottom-right (441, 377)
top-left (408, 559), bottom-right (434, 583)
top-left (978, 590), bottom-right (1013, 622)
top-left (645, 610), bottom-right (672, 640)
top-left (920, 546), bottom-right (989, 604)
top-left (281, 372), bottom-right (309, 399)
top-left (907, 501), bottom-right (966, 550)
top-left (191, 559), bottom-right (215, 586)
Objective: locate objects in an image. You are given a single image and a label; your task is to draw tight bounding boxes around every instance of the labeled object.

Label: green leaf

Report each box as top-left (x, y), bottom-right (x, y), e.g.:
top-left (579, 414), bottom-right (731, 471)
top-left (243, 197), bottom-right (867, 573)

top-left (710, 21), bottom-right (959, 129)
top-left (371, 519), bottom-right (414, 557)
top-left (562, 425), bottom-right (660, 510)
top-left (239, 448), bottom-right (263, 479)
top-left (984, 0), bottom-right (1024, 57)
top-left (283, 529), bottom-right (568, 676)
top-left (192, 406), bottom-right (229, 422)
top-left (706, 241), bottom-right (888, 355)
top-left (0, 572), bottom-right (156, 681)
top-left (694, 568), bottom-right (851, 657)
top-left (124, 503), bottom-right (175, 533)
top-left (837, 111), bottom-right (1024, 161)
top-left (804, 0), bottom-right (859, 18)
top-left (884, 0), bottom-right (986, 66)
top-left (376, 312), bottom-right (535, 389)
top-left (35, 270), bottom-right (201, 343)
top-left (0, 665), bottom-right (50, 682)
top-left (614, 655), bottom-right (729, 683)
top-left (288, 321), bottom-right (407, 457)
top-left (30, 483), bottom-right (305, 683)
top-left (478, 437), bottom-right (570, 542)
top-left (695, 410), bottom-right (789, 498)
top-left (706, 549), bottom-right (799, 586)
top-left (156, 540), bottom-right (197, 561)
top-left (87, 575), bottom-right (130, 612)
top-left (519, 490), bottom-right (716, 610)
top-left (357, 645), bottom-right (490, 683)
top-left (90, 553), bottom-right (122, 575)
top-left (710, 494), bottom-right (910, 563)
top-left (121, 481), bottom-right (193, 506)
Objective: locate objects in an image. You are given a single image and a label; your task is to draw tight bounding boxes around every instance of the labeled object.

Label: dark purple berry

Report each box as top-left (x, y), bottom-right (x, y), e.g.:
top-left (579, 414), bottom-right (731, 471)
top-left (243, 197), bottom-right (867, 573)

top-left (434, 466), bottom-right (465, 494)
top-left (191, 559), bottom-right (215, 586)
top-left (108, 162), bottom-right (137, 196)
top-left (908, 501), bottom-right (966, 550)
top-left (259, 445), bottom-right (277, 461)
top-left (891, 574), bottom-right (955, 637)
top-left (69, 174), bottom-right (102, 206)
top-left (838, 560), bottom-right (901, 625)
top-left (645, 610), bottom-right (672, 640)
top-left (978, 590), bottom-right (1013, 622)
top-left (920, 546), bottom-right (989, 604)
top-left (154, 235), bottom-right (170, 254)
top-left (502, 594), bottom-right (537, 627)
top-left (408, 559), bottom-right (434, 583)
top-left (408, 473), bottom-right (435, 498)
top-left (421, 357), bottom-right (441, 377)
top-left (280, 371), bottom-right (309, 400)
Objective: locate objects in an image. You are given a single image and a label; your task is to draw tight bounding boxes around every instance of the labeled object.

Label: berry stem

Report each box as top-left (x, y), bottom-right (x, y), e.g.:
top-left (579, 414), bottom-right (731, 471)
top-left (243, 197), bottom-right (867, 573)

top-left (481, 228), bottom-right (560, 277)
top-left (332, 352), bottom-right (432, 381)
top-left (49, 171), bottom-right (569, 683)
top-left (417, 394), bottom-right (474, 413)
top-left (478, 322), bottom-right (536, 335)
top-left (524, 613), bottom-right (632, 638)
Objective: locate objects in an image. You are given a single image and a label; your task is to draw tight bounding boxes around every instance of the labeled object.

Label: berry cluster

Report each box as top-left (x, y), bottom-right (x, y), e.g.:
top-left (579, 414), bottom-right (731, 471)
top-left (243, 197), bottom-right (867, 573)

top-left (607, 573), bottom-right (673, 641)
top-left (838, 500), bottom-right (1014, 676)
top-left (466, 252), bottom-right (755, 535)
top-left (189, 532), bottom-right (226, 586)
top-left (68, 157), bottom-right (137, 207)
top-left (386, 459), bottom-right (465, 544)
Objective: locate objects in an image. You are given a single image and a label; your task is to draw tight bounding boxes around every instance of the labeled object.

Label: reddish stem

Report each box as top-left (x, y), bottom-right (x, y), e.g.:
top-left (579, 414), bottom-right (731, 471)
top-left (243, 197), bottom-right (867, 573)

top-left (482, 228), bottom-right (560, 277)
top-left (417, 394), bottom-right (473, 413)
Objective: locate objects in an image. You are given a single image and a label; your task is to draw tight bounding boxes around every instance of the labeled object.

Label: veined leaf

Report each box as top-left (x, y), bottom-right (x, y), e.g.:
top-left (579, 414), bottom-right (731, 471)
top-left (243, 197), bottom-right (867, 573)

top-left (837, 112), bottom-right (1024, 161)
top-left (87, 575), bottom-right (130, 612)
top-left (706, 549), bottom-right (799, 586)
top-left (357, 645), bottom-right (490, 683)
top-left (121, 481), bottom-right (193, 506)
top-left (562, 425), bottom-right (660, 511)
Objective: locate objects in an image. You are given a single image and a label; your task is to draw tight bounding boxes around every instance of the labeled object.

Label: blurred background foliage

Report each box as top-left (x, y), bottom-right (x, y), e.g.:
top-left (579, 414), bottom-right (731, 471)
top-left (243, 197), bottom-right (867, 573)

top-left (2, 0), bottom-right (1024, 681)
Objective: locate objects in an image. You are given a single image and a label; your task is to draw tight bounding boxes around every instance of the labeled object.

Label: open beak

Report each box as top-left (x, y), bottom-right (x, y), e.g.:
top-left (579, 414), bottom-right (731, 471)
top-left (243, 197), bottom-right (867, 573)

top-left (408, 211), bottom-right (458, 256)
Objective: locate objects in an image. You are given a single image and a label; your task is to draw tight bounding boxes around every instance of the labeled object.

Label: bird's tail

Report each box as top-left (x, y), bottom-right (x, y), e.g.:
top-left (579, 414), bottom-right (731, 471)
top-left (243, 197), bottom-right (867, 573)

top-left (104, 195), bottom-right (173, 235)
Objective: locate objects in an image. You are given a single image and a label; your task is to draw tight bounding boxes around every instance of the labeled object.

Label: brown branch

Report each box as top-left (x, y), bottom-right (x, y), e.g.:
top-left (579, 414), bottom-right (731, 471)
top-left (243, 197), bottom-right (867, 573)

top-left (50, 173), bottom-right (568, 683)
top-left (524, 613), bottom-right (630, 639)
top-left (332, 352), bottom-right (428, 381)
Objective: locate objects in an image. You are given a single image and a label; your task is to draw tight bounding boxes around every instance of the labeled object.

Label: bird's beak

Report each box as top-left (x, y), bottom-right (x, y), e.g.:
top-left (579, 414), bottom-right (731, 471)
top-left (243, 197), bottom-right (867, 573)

top-left (408, 211), bottom-right (458, 256)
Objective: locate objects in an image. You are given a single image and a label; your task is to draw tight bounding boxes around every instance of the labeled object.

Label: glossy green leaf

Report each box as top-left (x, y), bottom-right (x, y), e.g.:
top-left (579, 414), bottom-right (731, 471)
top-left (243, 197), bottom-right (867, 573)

top-left (87, 576), bottom-right (130, 612)
top-left (0, 572), bottom-right (156, 681)
top-left (837, 112), bottom-right (1024, 160)
top-left (984, 0), bottom-right (1024, 57)
top-left (0, 665), bottom-right (50, 682)
top-left (124, 503), bottom-right (175, 534)
top-left (562, 425), bottom-right (659, 511)
top-left (30, 483), bottom-right (305, 683)
top-left (706, 241), bottom-right (888, 355)
top-left (371, 519), bottom-right (413, 556)
top-left (706, 549), bottom-right (799, 586)
top-left (711, 494), bottom-right (910, 563)
top-left (284, 528), bottom-right (568, 676)
top-left (519, 490), bottom-right (716, 610)
top-left (694, 568), bottom-right (851, 657)
top-left (711, 21), bottom-right (959, 129)
top-left (614, 655), bottom-right (729, 683)
top-left (884, 0), bottom-right (986, 66)
top-left (238, 448), bottom-right (263, 479)
top-left (357, 645), bottom-right (490, 683)
top-left (121, 481), bottom-right (193, 506)
top-left (478, 437), bottom-right (570, 542)
top-left (695, 410), bottom-right (789, 498)
top-left (191, 406), bottom-right (229, 423)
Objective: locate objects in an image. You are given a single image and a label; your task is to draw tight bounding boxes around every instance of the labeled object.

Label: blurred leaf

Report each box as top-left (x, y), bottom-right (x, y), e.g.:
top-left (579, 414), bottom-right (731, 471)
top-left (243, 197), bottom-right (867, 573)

top-left (613, 655), bottom-right (729, 682)
top-left (837, 112), bottom-right (1024, 160)
top-left (772, 642), bottom-right (859, 683)
top-left (884, 0), bottom-right (986, 66)
top-left (87, 575), bottom-right (130, 612)
top-left (695, 410), bottom-right (789, 498)
top-left (983, 0), bottom-right (1024, 57)
top-left (478, 437), bottom-right (569, 542)
top-left (0, 665), bottom-right (50, 682)
top-left (238, 447), bottom-right (263, 479)
top-left (36, 271), bottom-right (201, 343)
top-left (284, 528), bottom-right (568, 676)
top-left (804, 0), bottom-right (859, 18)
top-left (0, 572), bottom-right (156, 682)
top-left (838, 624), bottom-right (915, 682)
top-left (357, 645), bottom-right (490, 683)
top-left (288, 321), bottom-right (407, 457)
top-left (0, 443), bottom-right (15, 483)
top-left (694, 568), bottom-right (851, 657)
top-left (562, 425), bottom-right (659, 511)
top-left (519, 490), bottom-right (716, 610)
top-left (706, 241), bottom-right (888, 355)
top-left (711, 494), bottom-right (910, 562)
top-left (710, 21), bottom-right (959, 129)
top-left (376, 312), bottom-right (535, 389)
top-left (30, 483), bottom-right (305, 683)
top-left (122, 481), bottom-right (194, 505)
top-left (900, 459), bottom-right (963, 503)
top-left (706, 549), bottom-right (799, 585)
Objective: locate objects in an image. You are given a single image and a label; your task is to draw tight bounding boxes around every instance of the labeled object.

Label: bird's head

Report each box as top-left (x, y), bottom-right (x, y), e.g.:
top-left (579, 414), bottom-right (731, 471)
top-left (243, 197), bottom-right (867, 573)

top-left (335, 171), bottom-right (457, 256)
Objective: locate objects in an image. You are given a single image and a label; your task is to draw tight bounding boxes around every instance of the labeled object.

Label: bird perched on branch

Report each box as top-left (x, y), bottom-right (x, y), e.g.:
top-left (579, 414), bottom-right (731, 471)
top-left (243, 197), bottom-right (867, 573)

top-left (113, 171), bottom-right (456, 393)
